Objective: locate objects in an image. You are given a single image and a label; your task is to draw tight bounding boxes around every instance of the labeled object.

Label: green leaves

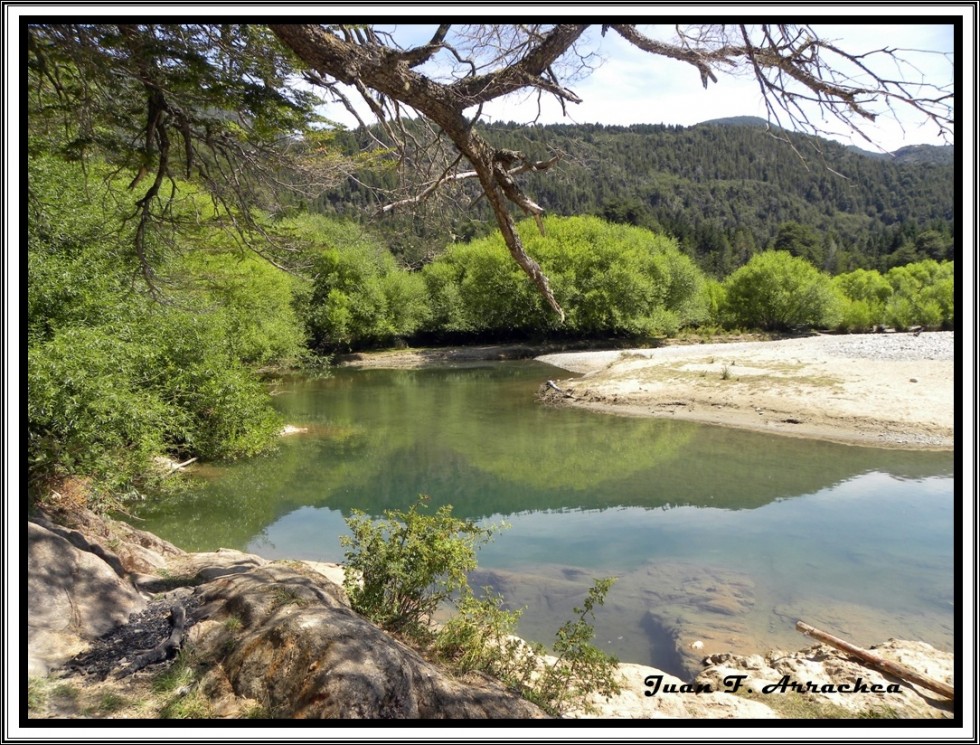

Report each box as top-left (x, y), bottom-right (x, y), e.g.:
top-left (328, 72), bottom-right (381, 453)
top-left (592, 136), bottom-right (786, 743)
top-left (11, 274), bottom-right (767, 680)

top-left (421, 215), bottom-right (709, 339)
top-left (831, 260), bottom-right (953, 332)
top-left (339, 497), bottom-right (620, 716)
top-left (340, 495), bottom-right (499, 638)
top-left (533, 577), bottom-right (622, 716)
top-left (285, 214), bottom-right (430, 351)
top-left (722, 250), bottom-right (840, 331)
top-left (27, 154), bottom-right (295, 505)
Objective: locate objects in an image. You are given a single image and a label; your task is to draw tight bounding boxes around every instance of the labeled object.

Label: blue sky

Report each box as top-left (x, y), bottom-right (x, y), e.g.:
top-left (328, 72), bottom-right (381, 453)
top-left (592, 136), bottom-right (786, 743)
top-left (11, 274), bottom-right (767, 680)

top-left (315, 19), bottom-right (959, 152)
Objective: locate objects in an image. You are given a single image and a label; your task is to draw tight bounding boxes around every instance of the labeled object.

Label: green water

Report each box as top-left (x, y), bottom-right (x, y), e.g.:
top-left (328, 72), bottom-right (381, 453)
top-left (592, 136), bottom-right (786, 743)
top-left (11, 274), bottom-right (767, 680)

top-left (135, 361), bottom-right (955, 677)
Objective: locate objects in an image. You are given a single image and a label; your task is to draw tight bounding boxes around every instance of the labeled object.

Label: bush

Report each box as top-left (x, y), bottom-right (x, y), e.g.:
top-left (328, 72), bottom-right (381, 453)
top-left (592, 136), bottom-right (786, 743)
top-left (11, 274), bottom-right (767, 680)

top-left (831, 268), bottom-right (893, 331)
top-left (422, 215), bottom-right (709, 338)
top-left (528, 578), bottom-right (623, 716)
top-left (340, 496), bottom-right (500, 638)
top-left (722, 250), bottom-right (839, 331)
top-left (27, 154), bottom-right (295, 504)
top-left (340, 496), bottom-right (621, 716)
top-left (884, 260), bottom-right (954, 330)
top-left (283, 214), bottom-right (429, 350)
top-left (174, 250), bottom-right (305, 366)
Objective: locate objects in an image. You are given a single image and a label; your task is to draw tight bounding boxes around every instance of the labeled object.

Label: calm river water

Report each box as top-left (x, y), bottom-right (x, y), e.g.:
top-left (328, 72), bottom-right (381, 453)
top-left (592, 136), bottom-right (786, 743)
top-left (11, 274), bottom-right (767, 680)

top-left (135, 362), bottom-right (955, 677)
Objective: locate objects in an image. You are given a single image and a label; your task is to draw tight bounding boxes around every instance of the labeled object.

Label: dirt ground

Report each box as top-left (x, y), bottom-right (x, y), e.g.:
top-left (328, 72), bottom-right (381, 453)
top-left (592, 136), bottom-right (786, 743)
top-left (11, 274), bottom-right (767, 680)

top-left (537, 333), bottom-right (955, 450)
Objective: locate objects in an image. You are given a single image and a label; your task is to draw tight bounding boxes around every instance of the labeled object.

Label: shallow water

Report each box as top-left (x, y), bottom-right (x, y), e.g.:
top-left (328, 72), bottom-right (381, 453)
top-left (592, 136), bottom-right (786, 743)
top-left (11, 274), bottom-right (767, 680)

top-left (135, 362), bottom-right (955, 677)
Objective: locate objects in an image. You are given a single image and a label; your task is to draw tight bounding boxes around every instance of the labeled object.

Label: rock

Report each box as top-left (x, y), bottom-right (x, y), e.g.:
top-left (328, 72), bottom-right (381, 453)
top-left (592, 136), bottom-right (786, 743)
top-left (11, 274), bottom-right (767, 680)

top-left (169, 548), bottom-right (268, 582)
top-left (192, 563), bottom-right (547, 718)
top-left (25, 510), bottom-right (956, 720)
top-left (33, 507), bottom-right (184, 576)
top-left (572, 662), bottom-right (777, 719)
top-left (696, 640), bottom-right (954, 719)
top-left (27, 521), bottom-right (147, 676)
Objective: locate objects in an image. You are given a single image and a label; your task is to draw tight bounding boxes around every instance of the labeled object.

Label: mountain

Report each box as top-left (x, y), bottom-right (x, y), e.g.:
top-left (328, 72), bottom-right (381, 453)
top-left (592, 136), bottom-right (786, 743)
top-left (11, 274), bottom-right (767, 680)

top-left (701, 118), bottom-right (953, 165)
top-left (890, 144), bottom-right (954, 165)
top-left (847, 143), bottom-right (954, 164)
top-left (317, 120), bottom-right (955, 275)
top-left (698, 116), bottom-right (773, 129)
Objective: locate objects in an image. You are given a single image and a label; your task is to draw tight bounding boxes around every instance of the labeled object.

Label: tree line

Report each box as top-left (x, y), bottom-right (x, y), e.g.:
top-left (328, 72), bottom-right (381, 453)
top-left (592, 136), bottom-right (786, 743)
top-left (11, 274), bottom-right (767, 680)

top-left (25, 22), bottom-right (957, 509)
top-left (316, 120), bottom-right (954, 276)
top-left (27, 148), bottom-right (954, 505)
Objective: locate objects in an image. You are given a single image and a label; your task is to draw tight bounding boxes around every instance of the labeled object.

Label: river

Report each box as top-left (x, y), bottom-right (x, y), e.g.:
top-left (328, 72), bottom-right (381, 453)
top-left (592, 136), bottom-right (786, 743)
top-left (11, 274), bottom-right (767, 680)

top-left (135, 362), bottom-right (955, 678)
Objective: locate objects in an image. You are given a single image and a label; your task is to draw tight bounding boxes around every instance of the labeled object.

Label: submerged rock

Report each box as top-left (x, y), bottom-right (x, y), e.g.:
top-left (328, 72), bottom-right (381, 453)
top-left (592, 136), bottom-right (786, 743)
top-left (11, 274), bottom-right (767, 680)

top-left (26, 509), bottom-right (956, 720)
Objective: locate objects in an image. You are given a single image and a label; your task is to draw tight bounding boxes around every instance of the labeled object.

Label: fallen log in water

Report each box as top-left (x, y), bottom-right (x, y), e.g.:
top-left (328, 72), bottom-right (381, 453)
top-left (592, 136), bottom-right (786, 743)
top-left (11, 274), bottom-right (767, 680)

top-left (795, 620), bottom-right (953, 699)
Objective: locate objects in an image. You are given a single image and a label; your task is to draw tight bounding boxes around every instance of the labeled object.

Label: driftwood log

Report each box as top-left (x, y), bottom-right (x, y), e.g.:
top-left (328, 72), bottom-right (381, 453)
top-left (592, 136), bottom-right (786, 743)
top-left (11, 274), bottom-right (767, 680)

top-left (795, 620), bottom-right (954, 699)
top-left (545, 380), bottom-right (574, 398)
top-left (116, 604), bottom-right (188, 678)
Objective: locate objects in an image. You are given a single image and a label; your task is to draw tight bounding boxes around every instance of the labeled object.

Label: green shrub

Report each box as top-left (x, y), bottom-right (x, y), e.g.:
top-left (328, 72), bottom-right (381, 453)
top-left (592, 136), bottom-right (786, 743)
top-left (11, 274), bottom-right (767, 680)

top-left (722, 250), bottom-right (839, 331)
top-left (422, 215), bottom-right (709, 338)
top-left (340, 496), bottom-right (500, 638)
top-left (884, 260), bottom-right (954, 330)
top-left (831, 267), bottom-right (893, 331)
top-left (284, 214), bottom-right (429, 350)
top-left (341, 496), bottom-right (621, 716)
top-left (174, 250), bottom-right (305, 366)
top-left (27, 154), bottom-right (294, 504)
top-left (529, 578), bottom-right (622, 716)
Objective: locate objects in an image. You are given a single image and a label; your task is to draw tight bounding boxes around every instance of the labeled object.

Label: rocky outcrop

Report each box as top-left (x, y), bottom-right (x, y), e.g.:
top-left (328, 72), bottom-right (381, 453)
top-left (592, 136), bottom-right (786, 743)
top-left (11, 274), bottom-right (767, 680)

top-left (26, 509), bottom-right (955, 720)
top-left (27, 520), bottom-right (147, 676)
top-left (192, 562), bottom-right (545, 718)
top-left (27, 510), bottom-right (545, 719)
top-left (696, 641), bottom-right (954, 719)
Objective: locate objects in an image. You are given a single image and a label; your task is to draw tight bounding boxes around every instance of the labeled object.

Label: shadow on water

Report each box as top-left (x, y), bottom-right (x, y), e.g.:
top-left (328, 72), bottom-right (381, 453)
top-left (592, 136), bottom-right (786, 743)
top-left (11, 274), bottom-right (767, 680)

top-left (641, 613), bottom-right (689, 680)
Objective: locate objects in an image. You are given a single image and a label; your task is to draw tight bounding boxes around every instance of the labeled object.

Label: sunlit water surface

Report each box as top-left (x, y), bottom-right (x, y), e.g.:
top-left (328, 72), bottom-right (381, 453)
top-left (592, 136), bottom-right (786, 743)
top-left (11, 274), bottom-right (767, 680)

top-left (136, 362), bottom-right (955, 677)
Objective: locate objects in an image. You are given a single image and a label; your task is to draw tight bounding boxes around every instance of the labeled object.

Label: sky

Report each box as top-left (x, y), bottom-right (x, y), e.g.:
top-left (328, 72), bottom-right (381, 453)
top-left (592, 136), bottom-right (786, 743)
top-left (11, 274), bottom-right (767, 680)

top-left (314, 18), bottom-right (960, 153)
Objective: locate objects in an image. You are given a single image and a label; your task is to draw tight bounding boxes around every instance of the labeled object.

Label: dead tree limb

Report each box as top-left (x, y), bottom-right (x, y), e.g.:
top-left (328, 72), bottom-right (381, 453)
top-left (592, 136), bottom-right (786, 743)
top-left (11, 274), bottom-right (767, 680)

top-left (795, 620), bottom-right (954, 699)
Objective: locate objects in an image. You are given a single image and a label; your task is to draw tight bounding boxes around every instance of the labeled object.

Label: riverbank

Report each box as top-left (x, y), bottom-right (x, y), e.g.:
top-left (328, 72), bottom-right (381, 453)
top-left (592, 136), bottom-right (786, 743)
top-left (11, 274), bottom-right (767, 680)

top-left (28, 508), bottom-right (954, 721)
top-left (537, 332), bottom-right (955, 450)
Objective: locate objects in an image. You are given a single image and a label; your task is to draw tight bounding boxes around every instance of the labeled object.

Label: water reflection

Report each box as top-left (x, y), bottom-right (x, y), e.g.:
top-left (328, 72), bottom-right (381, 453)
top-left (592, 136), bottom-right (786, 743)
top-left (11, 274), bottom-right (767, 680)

top-left (135, 362), bottom-right (954, 676)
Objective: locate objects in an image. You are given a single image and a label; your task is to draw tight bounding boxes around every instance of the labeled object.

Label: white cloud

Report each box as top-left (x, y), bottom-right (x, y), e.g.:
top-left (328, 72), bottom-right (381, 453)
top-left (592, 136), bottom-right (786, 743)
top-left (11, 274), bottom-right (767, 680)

top-left (317, 20), bottom-right (961, 153)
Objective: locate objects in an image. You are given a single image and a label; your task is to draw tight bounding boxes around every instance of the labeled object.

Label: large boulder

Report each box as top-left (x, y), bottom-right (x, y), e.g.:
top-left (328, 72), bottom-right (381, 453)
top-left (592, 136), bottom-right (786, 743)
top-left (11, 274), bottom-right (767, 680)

top-left (27, 520), bottom-right (147, 676)
top-left (192, 562), bottom-right (548, 719)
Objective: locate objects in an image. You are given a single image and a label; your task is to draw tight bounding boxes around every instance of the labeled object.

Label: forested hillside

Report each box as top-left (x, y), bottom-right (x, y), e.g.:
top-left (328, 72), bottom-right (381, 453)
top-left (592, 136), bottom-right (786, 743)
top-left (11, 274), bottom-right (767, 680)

top-left (26, 23), bottom-right (956, 507)
top-left (317, 121), bottom-right (954, 276)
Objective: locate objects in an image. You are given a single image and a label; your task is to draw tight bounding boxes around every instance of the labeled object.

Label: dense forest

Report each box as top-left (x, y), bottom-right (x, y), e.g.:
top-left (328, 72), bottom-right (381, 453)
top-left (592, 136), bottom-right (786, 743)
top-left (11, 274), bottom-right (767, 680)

top-left (317, 119), bottom-right (954, 276)
top-left (25, 23), bottom-right (957, 508)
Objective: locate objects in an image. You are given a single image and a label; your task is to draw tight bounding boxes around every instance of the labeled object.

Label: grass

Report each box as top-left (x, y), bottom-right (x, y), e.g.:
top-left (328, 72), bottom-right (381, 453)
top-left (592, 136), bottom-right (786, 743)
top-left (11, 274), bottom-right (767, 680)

top-left (27, 678), bottom-right (47, 713)
top-left (89, 692), bottom-right (129, 715)
top-left (269, 586), bottom-right (308, 610)
top-left (224, 615), bottom-right (243, 633)
top-left (159, 691), bottom-right (213, 719)
top-left (152, 654), bottom-right (197, 694)
top-left (733, 688), bottom-right (903, 719)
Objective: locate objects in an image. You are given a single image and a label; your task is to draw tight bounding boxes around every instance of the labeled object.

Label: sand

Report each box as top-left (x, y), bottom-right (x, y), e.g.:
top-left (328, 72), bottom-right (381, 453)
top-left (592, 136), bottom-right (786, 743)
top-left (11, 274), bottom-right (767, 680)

top-left (537, 332), bottom-right (955, 450)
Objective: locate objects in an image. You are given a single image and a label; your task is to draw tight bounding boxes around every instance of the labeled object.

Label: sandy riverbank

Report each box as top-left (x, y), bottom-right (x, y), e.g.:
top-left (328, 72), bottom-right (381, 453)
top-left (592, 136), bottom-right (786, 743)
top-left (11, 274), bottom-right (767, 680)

top-left (537, 332), bottom-right (955, 450)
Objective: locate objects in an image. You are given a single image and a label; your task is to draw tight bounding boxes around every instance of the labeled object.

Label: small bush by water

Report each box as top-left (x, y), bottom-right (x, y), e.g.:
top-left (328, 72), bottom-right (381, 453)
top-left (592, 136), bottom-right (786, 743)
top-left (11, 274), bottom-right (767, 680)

top-left (341, 495), bottom-right (622, 716)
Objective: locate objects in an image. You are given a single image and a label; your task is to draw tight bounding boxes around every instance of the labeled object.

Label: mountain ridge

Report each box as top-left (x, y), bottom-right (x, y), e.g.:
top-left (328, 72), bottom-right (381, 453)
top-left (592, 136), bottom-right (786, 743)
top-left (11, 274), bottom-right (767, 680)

top-left (696, 116), bottom-right (952, 164)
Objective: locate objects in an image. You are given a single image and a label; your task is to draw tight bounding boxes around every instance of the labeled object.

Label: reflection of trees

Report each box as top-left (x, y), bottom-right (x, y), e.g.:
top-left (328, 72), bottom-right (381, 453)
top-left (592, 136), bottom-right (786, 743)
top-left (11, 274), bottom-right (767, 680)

top-left (136, 365), bottom-right (953, 550)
